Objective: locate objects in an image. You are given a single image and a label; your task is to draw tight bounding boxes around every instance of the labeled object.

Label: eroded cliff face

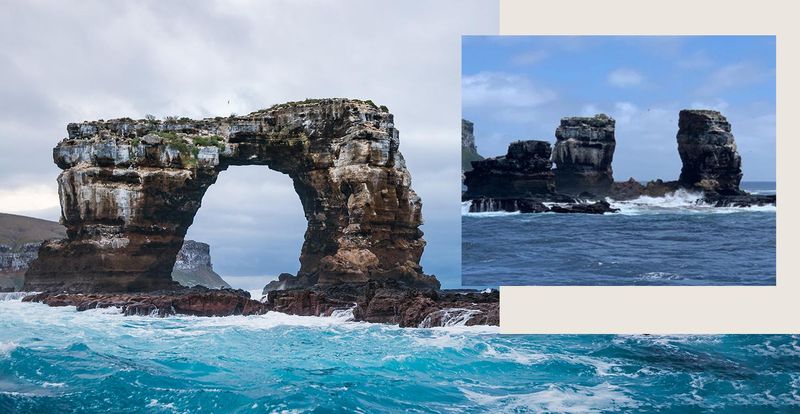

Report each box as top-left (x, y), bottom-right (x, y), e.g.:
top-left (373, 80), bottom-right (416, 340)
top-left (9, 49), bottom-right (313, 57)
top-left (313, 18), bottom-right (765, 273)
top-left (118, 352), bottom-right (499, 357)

top-left (553, 114), bottom-right (616, 196)
top-left (463, 140), bottom-right (555, 198)
top-left (0, 243), bottom-right (40, 291)
top-left (677, 110), bottom-right (743, 195)
top-left (171, 240), bottom-right (230, 289)
top-left (25, 99), bottom-right (437, 293)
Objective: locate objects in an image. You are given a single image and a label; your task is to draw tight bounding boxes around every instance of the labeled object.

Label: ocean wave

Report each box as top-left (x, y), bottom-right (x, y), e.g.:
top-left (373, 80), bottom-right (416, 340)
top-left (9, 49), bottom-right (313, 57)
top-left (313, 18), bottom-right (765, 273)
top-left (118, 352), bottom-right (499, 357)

top-left (461, 200), bottom-right (522, 217)
top-left (608, 189), bottom-right (776, 215)
top-left (459, 383), bottom-right (640, 413)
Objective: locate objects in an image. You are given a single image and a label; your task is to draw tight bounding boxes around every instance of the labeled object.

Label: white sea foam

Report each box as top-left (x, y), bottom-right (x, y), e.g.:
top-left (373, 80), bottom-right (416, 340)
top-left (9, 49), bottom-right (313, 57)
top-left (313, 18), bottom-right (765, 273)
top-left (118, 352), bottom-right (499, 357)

top-left (482, 344), bottom-right (548, 365)
top-left (608, 189), bottom-right (776, 215)
top-left (461, 200), bottom-right (522, 217)
top-left (0, 341), bottom-right (18, 356)
top-left (460, 383), bottom-right (639, 413)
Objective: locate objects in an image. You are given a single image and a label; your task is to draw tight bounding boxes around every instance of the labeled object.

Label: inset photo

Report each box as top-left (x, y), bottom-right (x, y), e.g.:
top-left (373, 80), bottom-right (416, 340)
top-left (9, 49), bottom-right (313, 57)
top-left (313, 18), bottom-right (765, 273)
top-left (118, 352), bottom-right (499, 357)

top-left (461, 35), bottom-right (776, 286)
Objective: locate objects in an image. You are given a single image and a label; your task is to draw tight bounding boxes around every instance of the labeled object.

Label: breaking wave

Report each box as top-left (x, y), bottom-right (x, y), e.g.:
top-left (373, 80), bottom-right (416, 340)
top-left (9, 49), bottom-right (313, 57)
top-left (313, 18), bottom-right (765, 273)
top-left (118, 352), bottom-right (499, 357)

top-left (607, 189), bottom-right (776, 216)
top-left (1, 298), bottom-right (798, 412)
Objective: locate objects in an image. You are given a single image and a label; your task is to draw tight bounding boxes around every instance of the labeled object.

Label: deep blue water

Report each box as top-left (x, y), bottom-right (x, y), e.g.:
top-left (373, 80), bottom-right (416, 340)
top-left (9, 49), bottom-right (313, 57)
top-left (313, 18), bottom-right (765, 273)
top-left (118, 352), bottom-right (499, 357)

top-left (462, 182), bottom-right (776, 286)
top-left (1, 296), bottom-right (799, 413)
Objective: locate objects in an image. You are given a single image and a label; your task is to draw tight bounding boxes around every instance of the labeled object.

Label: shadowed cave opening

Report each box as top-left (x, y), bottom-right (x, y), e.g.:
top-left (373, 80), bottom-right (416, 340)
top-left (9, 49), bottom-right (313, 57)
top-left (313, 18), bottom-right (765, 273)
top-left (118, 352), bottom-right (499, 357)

top-left (184, 166), bottom-right (307, 291)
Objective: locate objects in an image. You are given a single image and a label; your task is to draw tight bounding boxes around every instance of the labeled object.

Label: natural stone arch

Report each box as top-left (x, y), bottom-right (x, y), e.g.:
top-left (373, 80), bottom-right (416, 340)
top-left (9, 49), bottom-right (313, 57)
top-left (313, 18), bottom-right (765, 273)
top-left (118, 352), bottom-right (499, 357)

top-left (25, 99), bottom-right (439, 292)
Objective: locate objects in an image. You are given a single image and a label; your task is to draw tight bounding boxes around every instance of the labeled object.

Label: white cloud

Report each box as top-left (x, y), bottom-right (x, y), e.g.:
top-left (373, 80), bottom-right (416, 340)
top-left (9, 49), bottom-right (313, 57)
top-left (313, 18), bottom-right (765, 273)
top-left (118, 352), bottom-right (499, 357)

top-left (607, 68), bottom-right (644, 87)
top-left (698, 62), bottom-right (772, 95)
top-left (0, 184), bottom-right (60, 216)
top-left (462, 71), bottom-right (556, 109)
top-left (510, 50), bottom-right (547, 65)
top-left (0, 0), bottom-right (498, 288)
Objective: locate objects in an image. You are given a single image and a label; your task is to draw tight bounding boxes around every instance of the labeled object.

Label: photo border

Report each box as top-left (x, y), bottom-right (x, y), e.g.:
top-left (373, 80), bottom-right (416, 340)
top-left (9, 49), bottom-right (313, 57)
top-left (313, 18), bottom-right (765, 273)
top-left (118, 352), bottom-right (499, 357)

top-left (498, 0), bottom-right (792, 334)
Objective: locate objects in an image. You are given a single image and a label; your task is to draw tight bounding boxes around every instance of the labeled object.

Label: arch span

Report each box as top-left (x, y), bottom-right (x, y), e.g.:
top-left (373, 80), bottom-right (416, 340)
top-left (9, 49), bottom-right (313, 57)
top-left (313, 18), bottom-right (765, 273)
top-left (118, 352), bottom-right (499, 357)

top-left (25, 99), bottom-right (439, 292)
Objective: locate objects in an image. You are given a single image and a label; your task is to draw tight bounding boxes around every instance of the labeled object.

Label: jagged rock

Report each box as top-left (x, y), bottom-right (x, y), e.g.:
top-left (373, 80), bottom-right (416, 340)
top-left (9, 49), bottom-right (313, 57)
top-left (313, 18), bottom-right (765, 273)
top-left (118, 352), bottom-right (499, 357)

top-left (553, 114), bottom-right (616, 196)
top-left (548, 200), bottom-right (618, 214)
top-left (22, 287), bottom-right (267, 317)
top-left (677, 110), bottom-right (743, 195)
top-left (461, 119), bottom-right (483, 174)
top-left (23, 281), bottom-right (500, 327)
top-left (0, 243), bottom-right (40, 291)
top-left (468, 197), bottom-right (549, 213)
top-left (463, 140), bottom-right (555, 198)
top-left (609, 178), bottom-right (681, 200)
top-left (25, 99), bottom-right (439, 293)
top-left (171, 240), bottom-right (230, 289)
top-left (266, 280), bottom-right (499, 327)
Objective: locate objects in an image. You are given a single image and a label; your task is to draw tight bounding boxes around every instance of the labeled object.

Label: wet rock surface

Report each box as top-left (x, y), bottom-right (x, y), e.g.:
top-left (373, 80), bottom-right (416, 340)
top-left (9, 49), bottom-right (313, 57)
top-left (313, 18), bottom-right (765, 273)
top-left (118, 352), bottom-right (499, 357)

top-left (24, 281), bottom-right (499, 327)
top-left (553, 114), bottom-right (616, 196)
top-left (25, 99), bottom-right (438, 293)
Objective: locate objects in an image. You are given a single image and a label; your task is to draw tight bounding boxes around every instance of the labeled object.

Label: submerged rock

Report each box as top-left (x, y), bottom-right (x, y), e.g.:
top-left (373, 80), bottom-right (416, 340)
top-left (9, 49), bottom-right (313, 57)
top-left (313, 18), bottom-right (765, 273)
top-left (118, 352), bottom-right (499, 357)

top-left (677, 109), bottom-right (742, 195)
top-left (553, 114), bottom-right (616, 196)
top-left (463, 140), bottom-right (555, 198)
top-left (25, 99), bottom-right (438, 293)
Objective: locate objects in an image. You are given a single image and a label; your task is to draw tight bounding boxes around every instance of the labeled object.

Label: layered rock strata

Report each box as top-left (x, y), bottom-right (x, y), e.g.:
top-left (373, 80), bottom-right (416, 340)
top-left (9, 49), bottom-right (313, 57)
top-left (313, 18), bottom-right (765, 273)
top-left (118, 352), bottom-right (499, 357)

top-left (25, 99), bottom-right (438, 293)
top-left (0, 243), bottom-right (40, 291)
top-left (553, 114), bottom-right (616, 196)
top-left (676, 109), bottom-right (743, 195)
top-left (23, 282), bottom-right (499, 327)
top-left (463, 140), bottom-right (555, 198)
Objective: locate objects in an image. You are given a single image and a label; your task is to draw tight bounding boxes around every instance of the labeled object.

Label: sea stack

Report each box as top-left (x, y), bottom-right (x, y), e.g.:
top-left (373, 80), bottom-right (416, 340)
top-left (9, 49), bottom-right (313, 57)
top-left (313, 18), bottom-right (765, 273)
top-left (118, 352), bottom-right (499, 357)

top-left (463, 140), bottom-right (555, 198)
top-left (553, 114), bottom-right (616, 196)
top-left (676, 109), bottom-right (743, 195)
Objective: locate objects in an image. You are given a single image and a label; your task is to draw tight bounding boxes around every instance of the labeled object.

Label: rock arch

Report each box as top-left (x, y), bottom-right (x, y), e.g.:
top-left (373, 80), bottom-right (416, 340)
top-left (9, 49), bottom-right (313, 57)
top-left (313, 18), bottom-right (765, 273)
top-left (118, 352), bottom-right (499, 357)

top-left (25, 99), bottom-right (439, 292)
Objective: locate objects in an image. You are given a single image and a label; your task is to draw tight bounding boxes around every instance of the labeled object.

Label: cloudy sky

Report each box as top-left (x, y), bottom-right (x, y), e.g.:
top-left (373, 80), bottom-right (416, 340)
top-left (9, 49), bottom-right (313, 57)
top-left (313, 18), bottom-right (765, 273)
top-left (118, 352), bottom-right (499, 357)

top-left (463, 36), bottom-right (776, 182)
top-left (0, 0), bottom-right (498, 289)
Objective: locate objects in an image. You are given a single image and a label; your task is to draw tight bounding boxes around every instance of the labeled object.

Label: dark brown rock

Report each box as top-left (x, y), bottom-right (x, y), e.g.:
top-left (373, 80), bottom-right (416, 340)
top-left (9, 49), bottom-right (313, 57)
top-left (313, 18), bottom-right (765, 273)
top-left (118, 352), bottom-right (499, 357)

top-left (463, 140), bottom-right (555, 198)
top-left (23, 282), bottom-right (500, 328)
top-left (24, 99), bottom-right (439, 293)
top-left (677, 110), bottom-right (742, 195)
top-left (553, 114), bottom-right (616, 196)
top-left (22, 287), bottom-right (268, 317)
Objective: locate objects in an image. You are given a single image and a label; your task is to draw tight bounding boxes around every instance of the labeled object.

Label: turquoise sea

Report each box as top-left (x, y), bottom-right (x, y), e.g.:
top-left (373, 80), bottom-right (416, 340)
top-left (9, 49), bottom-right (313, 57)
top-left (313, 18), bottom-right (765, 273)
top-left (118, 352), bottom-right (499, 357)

top-left (2, 294), bottom-right (799, 413)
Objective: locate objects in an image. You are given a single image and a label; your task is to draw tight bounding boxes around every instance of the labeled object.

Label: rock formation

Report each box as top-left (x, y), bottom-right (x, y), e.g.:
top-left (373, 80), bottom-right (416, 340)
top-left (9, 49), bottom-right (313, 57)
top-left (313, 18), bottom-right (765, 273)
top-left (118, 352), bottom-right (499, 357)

top-left (461, 119), bottom-right (483, 175)
top-left (171, 240), bottom-right (230, 289)
top-left (676, 109), bottom-right (743, 195)
top-left (23, 282), bottom-right (499, 327)
top-left (553, 114), bottom-right (616, 196)
top-left (24, 99), bottom-right (439, 293)
top-left (463, 140), bottom-right (555, 198)
top-left (0, 243), bottom-right (40, 291)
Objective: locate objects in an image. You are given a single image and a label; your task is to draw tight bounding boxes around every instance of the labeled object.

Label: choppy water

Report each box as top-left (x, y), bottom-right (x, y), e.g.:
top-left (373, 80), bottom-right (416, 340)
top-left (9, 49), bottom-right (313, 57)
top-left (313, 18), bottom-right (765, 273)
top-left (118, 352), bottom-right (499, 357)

top-left (1, 296), bottom-right (799, 413)
top-left (462, 182), bottom-right (776, 286)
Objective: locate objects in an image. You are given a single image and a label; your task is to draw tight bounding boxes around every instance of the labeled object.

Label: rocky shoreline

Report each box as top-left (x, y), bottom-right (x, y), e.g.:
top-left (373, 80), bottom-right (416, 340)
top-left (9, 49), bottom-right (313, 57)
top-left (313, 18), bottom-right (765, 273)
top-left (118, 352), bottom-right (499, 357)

top-left (22, 281), bottom-right (499, 328)
top-left (463, 110), bottom-right (776, 214)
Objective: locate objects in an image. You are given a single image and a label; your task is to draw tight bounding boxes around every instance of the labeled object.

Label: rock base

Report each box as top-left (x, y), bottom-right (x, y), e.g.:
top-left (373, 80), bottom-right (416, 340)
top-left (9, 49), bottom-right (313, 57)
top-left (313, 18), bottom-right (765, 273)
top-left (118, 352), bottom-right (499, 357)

top-left (22, 282), bottom-right (499, 328)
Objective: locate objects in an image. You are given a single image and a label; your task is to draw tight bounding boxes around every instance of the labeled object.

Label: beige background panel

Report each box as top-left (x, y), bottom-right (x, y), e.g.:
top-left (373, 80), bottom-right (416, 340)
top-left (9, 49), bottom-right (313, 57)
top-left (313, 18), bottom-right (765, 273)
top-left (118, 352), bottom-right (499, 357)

top-left (497, 0), bottom-right (792, 334)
